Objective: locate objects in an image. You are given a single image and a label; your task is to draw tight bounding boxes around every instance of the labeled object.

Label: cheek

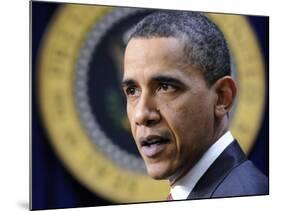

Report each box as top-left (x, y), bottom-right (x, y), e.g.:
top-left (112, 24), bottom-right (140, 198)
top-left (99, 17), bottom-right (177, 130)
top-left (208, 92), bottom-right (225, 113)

top-left (126, 104), bottom-right (136, 136)
top-left (166, 100), bottom-right (214, 169)
top-left (165, 95), bottom-right (214, 144)
top-left (126, 104), bottom-right (132, 122)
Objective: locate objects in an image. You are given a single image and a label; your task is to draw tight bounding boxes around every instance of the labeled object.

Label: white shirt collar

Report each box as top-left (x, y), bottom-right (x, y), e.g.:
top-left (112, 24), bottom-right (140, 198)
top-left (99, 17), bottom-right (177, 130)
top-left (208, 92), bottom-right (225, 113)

top-left (170, 131), bottom-right (234, 200)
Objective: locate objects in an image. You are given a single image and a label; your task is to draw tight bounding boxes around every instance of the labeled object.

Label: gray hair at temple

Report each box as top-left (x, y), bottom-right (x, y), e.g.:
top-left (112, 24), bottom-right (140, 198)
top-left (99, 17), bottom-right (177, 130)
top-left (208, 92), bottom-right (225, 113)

top-left (128, 10), bottom-right (231, 86)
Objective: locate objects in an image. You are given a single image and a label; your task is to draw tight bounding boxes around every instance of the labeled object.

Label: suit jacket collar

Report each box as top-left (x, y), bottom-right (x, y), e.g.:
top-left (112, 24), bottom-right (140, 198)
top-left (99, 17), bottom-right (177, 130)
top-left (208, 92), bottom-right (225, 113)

top-left (187, 140), bottom-right (247, 199)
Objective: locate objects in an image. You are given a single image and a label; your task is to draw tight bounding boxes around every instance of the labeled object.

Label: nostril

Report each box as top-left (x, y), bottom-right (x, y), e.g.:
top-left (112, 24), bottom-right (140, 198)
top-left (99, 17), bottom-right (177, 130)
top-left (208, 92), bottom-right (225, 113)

top-left (145, 119), bottom-right (158, 127)
top-left (135, 111), bottom-right (161, 126)
top-left (135, 114), bottom-right (161, 126)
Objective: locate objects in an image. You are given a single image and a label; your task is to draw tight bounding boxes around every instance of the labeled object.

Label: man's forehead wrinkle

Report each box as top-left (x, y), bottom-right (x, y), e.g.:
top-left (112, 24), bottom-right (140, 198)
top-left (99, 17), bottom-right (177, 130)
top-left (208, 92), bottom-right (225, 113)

top-left (128, 37), bottom-right (184, 59)
top-left (124, 66), bottom-right (196, 88)
top-left (123, 37), bottom-right (200, 87)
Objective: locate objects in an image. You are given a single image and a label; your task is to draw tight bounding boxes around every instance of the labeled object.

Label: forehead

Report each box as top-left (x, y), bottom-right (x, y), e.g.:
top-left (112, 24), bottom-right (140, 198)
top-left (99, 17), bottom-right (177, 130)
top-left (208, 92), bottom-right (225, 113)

top-left (124, 37), bottom-right (184, 68)
top-left (123, 37), bottom-right (199, 82)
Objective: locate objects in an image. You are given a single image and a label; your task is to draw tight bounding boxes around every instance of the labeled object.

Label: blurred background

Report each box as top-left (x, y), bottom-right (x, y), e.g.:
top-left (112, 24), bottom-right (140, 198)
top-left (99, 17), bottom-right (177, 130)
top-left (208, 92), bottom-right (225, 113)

top-left (32, 1), bottom-right (269, 210)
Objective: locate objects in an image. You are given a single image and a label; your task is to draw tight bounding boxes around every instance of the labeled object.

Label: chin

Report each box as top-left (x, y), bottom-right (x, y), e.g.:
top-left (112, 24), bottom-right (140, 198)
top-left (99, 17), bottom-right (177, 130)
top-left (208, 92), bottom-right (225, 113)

top-left (146, 166), bottom-right (172, 180)
top-left (148, 173), bottom-right (165, 180)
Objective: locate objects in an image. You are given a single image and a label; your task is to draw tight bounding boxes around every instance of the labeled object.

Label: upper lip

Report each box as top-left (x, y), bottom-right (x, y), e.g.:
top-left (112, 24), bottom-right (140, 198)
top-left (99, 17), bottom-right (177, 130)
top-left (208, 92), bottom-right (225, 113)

top-left (139, 135), bottom-right (170, 147)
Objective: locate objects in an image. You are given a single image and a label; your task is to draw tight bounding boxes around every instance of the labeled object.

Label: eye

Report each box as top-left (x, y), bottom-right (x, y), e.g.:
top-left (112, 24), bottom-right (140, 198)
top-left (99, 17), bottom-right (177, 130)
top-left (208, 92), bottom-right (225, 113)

top-left (158, 83), bottom-right (177, 93)
top-left (125, 86), bottom-right (139, 97)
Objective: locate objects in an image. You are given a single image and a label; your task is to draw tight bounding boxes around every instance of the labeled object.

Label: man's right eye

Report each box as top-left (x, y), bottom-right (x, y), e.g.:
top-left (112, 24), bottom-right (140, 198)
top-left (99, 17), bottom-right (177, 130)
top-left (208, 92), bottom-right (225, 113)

top-left (125, 86), bottom-right (138, 96)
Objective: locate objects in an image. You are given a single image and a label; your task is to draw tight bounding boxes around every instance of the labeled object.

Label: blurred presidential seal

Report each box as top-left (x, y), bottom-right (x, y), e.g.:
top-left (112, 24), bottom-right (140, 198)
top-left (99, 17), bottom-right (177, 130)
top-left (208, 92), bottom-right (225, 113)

top-left (38, 4), bottom-right (266, 202)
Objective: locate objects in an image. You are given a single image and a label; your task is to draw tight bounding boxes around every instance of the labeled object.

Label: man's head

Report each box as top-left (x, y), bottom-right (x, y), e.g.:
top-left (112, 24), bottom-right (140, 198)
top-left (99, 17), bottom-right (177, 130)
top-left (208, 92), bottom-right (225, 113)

top-left (122, 11), bottom-right (237, 183)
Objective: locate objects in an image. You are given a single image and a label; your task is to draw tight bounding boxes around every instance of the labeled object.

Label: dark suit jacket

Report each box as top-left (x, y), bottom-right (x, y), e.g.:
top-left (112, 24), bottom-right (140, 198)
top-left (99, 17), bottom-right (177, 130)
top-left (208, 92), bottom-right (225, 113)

top-left (187, 140), bottom-right (268, 200)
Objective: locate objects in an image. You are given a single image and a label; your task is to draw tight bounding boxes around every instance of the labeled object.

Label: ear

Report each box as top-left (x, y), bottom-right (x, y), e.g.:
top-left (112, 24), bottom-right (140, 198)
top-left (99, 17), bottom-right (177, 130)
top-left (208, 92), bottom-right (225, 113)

top-left (212, 76), bottom-right (237, 119)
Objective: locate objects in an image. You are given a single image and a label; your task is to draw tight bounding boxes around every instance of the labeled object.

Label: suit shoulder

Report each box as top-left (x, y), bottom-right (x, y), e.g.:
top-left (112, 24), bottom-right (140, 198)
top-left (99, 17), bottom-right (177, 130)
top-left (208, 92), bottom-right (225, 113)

top-left (212, 160), bottom-right (269, 197)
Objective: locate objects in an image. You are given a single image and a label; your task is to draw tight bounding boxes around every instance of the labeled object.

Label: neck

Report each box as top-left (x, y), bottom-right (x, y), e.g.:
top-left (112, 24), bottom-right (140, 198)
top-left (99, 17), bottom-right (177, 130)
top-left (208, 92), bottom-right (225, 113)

top-left (211, 115), bottom-right (229, 148)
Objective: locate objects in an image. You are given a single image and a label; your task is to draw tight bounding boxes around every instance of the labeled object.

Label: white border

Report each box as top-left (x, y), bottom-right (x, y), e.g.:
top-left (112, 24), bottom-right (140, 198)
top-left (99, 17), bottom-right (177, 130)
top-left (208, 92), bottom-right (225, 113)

top-left (0, 0), bottom-right (278, 210)
top-left (34, 0), bottom-right (272, 16)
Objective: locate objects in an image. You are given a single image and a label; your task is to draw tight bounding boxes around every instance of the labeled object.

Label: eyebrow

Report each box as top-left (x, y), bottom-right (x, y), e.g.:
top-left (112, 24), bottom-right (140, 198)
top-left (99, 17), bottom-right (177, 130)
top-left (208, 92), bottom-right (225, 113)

top-left (121, 79), bottom-right (136, 88)
top-left (121, 75), bottom-right (186, 87)
top-left (151, 75), bottom-right (185, 86)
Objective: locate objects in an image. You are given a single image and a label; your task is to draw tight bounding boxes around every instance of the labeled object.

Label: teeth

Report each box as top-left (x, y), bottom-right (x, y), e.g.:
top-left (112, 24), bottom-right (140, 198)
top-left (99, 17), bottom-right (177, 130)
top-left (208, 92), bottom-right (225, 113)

top-left (143, 138), bottom-right (168, 146)
top-left (147, 140), bottom-right (159, 146)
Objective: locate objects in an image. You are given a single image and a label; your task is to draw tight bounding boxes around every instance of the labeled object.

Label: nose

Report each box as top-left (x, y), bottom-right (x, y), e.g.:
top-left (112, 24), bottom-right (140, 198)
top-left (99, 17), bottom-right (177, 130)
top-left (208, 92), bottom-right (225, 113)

top-left (134, 93), bottom-right (161, 127)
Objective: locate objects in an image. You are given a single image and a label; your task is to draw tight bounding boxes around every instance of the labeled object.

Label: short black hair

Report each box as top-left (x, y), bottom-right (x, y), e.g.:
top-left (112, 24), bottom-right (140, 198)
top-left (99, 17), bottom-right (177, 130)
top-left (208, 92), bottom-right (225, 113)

top-left (128, 10), bottom-right (231, 86)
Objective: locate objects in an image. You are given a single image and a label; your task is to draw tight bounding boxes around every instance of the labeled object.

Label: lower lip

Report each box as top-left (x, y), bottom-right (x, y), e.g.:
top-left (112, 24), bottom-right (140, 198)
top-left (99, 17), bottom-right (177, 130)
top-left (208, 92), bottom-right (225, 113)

top-left (141, 142), bottom-right (168, 158)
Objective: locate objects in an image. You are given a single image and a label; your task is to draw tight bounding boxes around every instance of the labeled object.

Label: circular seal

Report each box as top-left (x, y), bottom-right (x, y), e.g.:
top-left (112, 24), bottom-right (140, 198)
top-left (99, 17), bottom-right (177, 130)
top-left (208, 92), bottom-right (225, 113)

top-left (38, 5), bottom-right (265, 202)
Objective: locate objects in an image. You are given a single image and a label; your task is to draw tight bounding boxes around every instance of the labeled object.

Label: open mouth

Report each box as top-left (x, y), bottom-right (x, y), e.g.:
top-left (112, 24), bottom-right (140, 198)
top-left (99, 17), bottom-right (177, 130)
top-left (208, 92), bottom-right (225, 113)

top-left (140, 137), bottom-right (170, 147)
top-left (139, 135), bottom-right (170, 157)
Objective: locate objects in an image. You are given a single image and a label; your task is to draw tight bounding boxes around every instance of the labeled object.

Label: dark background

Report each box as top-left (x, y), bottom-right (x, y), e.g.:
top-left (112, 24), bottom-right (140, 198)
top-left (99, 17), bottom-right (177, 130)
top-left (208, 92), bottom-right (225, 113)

top-left (31, 1), bottom-right (269, 210)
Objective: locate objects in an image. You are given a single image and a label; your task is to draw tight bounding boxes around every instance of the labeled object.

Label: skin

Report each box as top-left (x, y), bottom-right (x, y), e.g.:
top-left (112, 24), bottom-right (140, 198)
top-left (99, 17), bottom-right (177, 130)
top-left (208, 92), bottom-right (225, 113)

top-left (122, 37), bottom-right (236, 185)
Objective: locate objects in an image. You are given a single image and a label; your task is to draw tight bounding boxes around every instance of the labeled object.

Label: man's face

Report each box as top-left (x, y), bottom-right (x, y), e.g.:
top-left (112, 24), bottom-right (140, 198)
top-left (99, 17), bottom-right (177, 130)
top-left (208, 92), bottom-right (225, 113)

top-left (123, 37), bottom-right (217, 180)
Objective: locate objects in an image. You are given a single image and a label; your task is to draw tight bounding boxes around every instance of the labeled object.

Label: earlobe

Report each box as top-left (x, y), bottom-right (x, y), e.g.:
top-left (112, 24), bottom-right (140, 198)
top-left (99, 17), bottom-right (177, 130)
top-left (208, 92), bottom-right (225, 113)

top-left (213, 76), bottom-right (237, 119)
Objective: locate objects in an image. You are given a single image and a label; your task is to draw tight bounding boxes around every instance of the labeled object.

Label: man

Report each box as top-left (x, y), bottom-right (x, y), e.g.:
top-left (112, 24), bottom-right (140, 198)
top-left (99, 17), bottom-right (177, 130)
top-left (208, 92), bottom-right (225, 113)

top-left (121, 11), bottom-right (268, 200)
